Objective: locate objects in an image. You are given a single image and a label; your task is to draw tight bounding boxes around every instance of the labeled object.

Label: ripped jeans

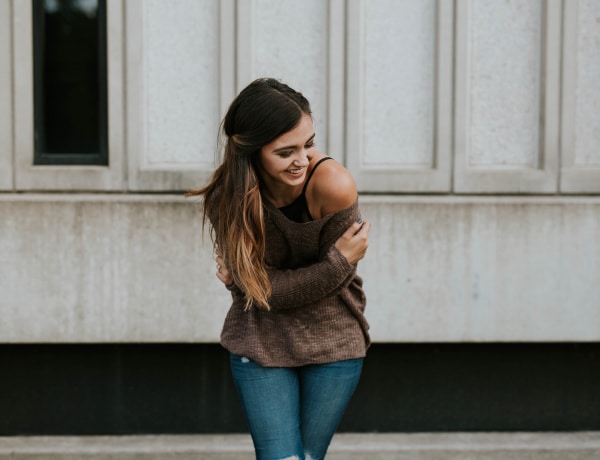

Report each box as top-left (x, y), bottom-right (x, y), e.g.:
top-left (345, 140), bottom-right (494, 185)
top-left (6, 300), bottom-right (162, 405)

top-left (229, 354), bottom-right (363, 460)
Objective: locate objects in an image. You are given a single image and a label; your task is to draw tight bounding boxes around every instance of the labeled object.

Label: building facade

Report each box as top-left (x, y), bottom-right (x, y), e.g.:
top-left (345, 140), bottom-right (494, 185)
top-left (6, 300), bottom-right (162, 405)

top-left (1, 0), bottom-right (599, 434)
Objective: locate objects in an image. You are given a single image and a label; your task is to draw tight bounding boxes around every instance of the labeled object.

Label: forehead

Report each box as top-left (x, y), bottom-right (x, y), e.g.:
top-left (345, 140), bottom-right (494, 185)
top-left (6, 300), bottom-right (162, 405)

top-left (265, 113), bottom-right (314, 150)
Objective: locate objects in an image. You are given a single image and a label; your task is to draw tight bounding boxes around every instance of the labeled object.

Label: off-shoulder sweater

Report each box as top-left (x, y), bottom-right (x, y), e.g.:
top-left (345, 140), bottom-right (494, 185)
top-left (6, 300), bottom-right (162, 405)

top-left (215, 198), bottom-right (370, 367)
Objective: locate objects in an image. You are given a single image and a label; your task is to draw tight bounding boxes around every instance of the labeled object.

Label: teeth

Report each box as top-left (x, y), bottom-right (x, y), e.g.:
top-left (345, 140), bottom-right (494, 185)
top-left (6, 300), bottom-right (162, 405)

top-left (288, 169), bottom-right (302, 174)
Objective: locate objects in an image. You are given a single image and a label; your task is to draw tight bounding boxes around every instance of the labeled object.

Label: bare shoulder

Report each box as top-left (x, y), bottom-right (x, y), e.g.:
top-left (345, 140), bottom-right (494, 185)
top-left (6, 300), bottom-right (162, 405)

top-left (307, 155), bottom-right (358, 219)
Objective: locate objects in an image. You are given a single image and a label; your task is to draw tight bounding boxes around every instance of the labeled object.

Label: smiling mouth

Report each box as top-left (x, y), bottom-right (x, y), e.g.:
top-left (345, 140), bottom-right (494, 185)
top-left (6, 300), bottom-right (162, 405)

top-left (287, 168), bottom-right (303, 174)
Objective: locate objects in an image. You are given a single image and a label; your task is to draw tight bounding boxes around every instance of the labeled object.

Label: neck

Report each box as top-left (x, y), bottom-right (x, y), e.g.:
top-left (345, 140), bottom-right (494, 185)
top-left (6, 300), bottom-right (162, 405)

top-left (260, 182), bottom-right (303, 208)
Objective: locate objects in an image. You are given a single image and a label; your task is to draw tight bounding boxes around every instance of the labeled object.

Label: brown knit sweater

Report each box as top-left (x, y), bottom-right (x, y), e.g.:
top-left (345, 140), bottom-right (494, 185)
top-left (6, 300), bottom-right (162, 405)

top-left (216, 198), bottom-right (370, 367)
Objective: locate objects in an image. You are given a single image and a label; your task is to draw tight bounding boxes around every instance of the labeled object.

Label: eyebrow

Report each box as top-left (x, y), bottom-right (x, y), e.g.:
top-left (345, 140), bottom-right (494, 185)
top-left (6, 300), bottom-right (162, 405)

top-left (272, 133), bottom-right (315, 153)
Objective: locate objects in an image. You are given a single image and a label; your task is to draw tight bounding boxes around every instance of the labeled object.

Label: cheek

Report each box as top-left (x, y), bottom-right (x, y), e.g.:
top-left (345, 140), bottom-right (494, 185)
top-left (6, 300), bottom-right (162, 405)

top-left (260, 156), bottom-right (285, 174)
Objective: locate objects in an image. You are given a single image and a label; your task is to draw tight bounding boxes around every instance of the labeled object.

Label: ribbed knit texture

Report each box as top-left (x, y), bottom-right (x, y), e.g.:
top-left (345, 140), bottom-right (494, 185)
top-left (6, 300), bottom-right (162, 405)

top-left (216, 199), bottom-right (370, 367)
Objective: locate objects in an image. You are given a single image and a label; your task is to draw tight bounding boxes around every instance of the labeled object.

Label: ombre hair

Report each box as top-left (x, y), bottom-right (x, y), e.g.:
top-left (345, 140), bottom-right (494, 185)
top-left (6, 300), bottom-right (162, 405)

top-left (186, 78), bottom-right (312, 310)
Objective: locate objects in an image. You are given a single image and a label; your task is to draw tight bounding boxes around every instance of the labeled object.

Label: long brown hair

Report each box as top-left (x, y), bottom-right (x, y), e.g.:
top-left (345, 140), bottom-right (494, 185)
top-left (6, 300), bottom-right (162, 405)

top-left (187, 78), bottom-right (312, 310)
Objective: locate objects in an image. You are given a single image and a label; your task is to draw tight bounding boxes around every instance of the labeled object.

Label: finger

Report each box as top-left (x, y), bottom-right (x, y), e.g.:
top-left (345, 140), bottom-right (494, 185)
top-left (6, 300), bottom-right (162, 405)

top-left (218, 263), bottom-right (231, 278)
top-left (344, 221), bottom-right (363, 237)
top-left (216, 271), bottom-right (228, 283)
top-left (357, 220), bottom-right (371, 235)
top-left (216, 264), bottom-right (232, 279)
top-left (352, 220), bottom-right (370, 237)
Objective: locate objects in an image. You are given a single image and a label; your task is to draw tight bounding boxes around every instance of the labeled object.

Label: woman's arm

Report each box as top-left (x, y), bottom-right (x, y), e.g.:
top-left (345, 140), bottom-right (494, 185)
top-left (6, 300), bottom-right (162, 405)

top-left (215, 157), bottom-right (371, 310)
top-left (306, 156), bottom-right (359, 221)
top-left (217, 214), bottom-right (370, 310)
top-left (267, 157), bottom-right (369, 309)
top-left (266, 221), bottom-right (369, 310)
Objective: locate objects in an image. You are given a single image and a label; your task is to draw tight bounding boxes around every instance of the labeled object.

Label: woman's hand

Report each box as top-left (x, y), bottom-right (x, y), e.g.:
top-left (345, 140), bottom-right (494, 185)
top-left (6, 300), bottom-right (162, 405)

top-left (334, 219), bottom-right (371, 265)
top-left (215, 252), bottom-right (234, 286)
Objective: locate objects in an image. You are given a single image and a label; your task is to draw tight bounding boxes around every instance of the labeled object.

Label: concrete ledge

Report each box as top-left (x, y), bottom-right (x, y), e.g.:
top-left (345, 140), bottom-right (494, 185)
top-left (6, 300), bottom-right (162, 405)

top-left (2, 194), bottom-right (600, 342)
top-left (0, 433), bottom-right (599, 459)
top-left (2, 192), bottom-right (600, 204)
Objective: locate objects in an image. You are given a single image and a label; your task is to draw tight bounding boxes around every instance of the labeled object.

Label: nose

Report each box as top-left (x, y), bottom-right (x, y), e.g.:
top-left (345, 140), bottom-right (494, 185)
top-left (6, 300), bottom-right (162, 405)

top-left (294, 149), bottom-right (310, 166)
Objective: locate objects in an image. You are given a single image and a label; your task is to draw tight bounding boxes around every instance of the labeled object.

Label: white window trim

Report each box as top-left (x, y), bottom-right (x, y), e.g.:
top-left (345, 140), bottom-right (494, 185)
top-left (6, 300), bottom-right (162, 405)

top-left (560, 0), bottom-right (600, 194)
top-left (327, 0), bottom-right (346, 161)
top-left (453, 0), bottom-right (561, 194)
top-left (12, 0), bottom-right (125, 191)
top-left (236, 0), bottom-right (259, 90)
top-left (346, 0), bottom-right (453, 193)
top-left (125, 0), bottom-right (235, 191)
top-left (0, 0), bottom-right (13, 190)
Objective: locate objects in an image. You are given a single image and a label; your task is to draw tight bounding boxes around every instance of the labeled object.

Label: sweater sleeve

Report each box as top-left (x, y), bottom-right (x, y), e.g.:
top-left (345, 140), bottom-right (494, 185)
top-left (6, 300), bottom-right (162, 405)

top-left (264, 200), bottom-right (362, 311)
top-left (219, 199), bottom-right (363, 311)
top-left (266, 245), bottom-right (356, 310)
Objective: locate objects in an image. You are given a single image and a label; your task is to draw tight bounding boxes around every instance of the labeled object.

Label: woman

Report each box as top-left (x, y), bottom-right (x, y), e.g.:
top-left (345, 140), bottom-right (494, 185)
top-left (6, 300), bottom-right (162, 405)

top-left (187, 78), bottom-right (371, 460)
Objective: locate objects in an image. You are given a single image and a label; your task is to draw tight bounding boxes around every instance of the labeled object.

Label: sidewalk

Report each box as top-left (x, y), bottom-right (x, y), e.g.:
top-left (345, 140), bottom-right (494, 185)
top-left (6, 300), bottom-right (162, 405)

top-left (1, 432), bottom-right (599, 459)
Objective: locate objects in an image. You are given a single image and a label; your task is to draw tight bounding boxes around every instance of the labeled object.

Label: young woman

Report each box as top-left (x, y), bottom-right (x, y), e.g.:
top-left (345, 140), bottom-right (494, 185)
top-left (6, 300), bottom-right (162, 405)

top-left (187, 78), bottom-right (371, 460)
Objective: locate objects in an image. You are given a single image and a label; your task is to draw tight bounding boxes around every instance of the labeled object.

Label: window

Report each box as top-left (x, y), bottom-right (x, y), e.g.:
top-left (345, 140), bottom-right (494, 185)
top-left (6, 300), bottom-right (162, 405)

top-left (32, 0), bottom-right (108, 165)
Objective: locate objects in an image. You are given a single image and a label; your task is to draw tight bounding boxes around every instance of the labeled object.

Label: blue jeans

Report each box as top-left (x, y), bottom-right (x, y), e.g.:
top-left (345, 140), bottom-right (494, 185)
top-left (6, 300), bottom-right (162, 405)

top-left (229, 354), bottom-right (363, 460)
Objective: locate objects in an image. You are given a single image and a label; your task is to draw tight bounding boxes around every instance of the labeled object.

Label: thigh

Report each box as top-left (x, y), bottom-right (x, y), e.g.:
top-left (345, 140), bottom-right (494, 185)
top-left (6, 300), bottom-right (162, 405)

top-left (298, 358), bottom-right (363, 460)
top-left (229, 354), bottom-right (303, 460)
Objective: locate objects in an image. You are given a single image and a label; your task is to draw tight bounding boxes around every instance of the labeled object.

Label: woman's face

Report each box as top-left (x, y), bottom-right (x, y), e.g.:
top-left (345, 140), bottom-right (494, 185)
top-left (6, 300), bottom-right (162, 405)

top-left (258, 113), bottom-right (316, 193)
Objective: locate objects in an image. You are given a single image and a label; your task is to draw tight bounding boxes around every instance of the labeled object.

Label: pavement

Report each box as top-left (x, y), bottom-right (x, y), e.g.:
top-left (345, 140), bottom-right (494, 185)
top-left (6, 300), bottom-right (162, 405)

top-left (0, 432), bottom-right (600, 459)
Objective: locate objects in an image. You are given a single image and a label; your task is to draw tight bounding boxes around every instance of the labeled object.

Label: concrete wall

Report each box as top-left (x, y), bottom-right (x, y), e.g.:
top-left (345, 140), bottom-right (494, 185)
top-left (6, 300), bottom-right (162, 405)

top-left (1, 0), bottom-right (599, 343)
top-left (1, 194), bottom-right (599, 343)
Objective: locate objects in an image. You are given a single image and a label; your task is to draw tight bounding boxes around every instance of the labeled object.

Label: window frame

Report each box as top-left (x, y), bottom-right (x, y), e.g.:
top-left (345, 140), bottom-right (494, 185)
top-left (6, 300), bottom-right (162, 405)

top-left (32, 0), bottom-right (109, 166)
top-left (236, 0), bottom-right (345, 160)
top-left (13, 0), bottom-right (124, 191)
top-left (345, 0), bottom-right (453, 193)
top-left (453, 0), bottom-right (561, 194)
top-left (124, 0), bottom-right (235, 191)
top-left (560, 0), bottom-right (600, 193)
top-left (0, 0), bottom-right (13, 190)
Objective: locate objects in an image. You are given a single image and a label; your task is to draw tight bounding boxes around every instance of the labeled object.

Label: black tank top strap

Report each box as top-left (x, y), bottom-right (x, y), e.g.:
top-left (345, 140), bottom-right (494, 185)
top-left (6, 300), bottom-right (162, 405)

top-left (278, 156), bottom-right (333, 223)
top-left (302, 156), bottom-right (333, 194)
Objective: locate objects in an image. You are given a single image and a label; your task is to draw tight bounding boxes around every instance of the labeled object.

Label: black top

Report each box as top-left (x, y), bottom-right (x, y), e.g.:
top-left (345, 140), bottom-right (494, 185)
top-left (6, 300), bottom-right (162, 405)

top-left (278, 157), bottom-right (333, 223)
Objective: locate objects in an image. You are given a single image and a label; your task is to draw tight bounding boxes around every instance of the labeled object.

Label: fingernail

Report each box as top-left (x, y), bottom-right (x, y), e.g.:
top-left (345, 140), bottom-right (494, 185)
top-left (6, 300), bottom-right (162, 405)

top-left (357, 218), bottom-right (362, 224)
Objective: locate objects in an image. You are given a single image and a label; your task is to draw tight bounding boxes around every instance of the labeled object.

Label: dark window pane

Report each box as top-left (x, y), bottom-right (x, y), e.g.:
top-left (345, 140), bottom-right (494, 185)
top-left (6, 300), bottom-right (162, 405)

top-left (33, 0), bottom-right (108, 165)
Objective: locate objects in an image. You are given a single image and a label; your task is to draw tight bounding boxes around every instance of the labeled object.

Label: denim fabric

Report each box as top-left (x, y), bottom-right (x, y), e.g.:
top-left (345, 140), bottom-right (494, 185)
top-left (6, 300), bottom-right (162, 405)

top-left (229, 354), bottom-right (363, 460)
